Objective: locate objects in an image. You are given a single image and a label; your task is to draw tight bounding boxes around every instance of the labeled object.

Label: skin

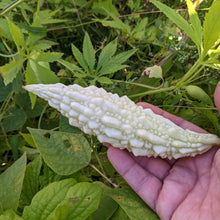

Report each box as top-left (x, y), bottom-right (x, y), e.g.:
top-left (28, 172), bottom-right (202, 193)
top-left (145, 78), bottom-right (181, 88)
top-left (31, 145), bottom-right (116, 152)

top-left (107, 81), bottom-right (220, 220)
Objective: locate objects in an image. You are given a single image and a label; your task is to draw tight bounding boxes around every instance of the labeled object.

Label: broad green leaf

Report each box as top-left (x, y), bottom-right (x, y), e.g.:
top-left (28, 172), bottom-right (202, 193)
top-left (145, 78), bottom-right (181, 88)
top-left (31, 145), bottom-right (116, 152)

top-left (28, 128), bottom-right (91, 175)
top-left (6, 17), bottom-right (25, 51)
top-left (97, 76), bottom-right (113, 85)
top-left (2, 108), bottom-right (27, 132)
top-left (0, 60), bottom-right (24, 85)
top-left (22, 179), bottom-right (77, 220)
top-left (203, 0), bottom-right (220, 57)
top-left (35, 51), bottom-right (63, 62)
top-left (0, 153), bottom-right (26, 214)
top-left (26, 59), bottom-right (59, 84)
top-left (39, 163), bottom-right (63, 189)
top-left (52, 182), bottom-right (103, 220)
top-left (83, 33), bottom-right (95, 72)
top-left (91, 195), bottom-right (118, 220)
top-left (111, 207), bottom-right (130, 220)
top-left (96, 38), bottom-right (117, 71)
top-left (150, 0), bottom-right (198, 47)
top-left (106, 188), bottom-right (159, 220)
top-left (0, 209), bottom-right (22, 220)
top-left (20, 156), bottom-right (42, 207)
top-left (71, 44), bottom-right (89, 74)
top-left (58, 59), bottom-right (85, 74)
top-left (186, 0), bottom-right (202, 52)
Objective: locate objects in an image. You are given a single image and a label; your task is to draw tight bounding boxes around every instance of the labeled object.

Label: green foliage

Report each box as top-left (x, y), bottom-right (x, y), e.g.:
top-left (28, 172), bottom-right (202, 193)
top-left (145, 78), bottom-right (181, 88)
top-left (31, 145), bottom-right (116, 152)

top-left (0, 0), bottom-right (219, 219)
top-left (0, 153), bottom-right (26, 214)
top-left (28, 128), bottom-right (91, 175)
top-left (59, 33), bottom-right (136, 86)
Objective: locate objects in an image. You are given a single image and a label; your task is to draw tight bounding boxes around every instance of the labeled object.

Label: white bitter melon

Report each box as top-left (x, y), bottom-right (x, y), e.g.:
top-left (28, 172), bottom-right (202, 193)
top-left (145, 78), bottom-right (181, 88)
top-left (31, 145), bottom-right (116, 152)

top-left (24, 83), bottom-right (220, 159)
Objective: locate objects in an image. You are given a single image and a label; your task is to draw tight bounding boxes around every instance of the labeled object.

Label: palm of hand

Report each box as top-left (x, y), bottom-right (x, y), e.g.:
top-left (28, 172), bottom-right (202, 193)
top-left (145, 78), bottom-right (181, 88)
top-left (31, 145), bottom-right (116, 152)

top-left (107, 103), bottom-right (220, 220)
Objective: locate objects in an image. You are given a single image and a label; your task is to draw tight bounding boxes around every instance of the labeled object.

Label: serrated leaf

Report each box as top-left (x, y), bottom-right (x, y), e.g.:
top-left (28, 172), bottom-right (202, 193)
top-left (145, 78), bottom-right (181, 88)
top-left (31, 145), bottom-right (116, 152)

top-left (0, 60), bottom-right (24, 85)
top-left (28, 128), bottom-right (91, 175)
top-left (71, 44), bottom-right (89, 74)
top-left (150, 0), bottom-right (198, 47)
top-left (6, 18), bottom-right (25, 51)
top-left (52, 182), bottom-right (103, 220)
top-left (35, 51), bottom-right (63, 62)
top-left (101, 18), bottom-right (131, 34)
top-left (98, 49), bottom-right (136, 76)
top-left (97, 76), bottom-right (113, 85)
top-left (83, 33), bottom-right (95, 72)
top-left (20, 156), bottom-right (42, 207)
top-left (58, 59), bottom-right (85, 74)
top-left (203, 0), bottom-right (220, 56)
top-left (0, 209), bottom-right (22, 220)
top-left (97, 38), bottom-right (117, 71)
top-left (0, 154), bottom-right (26, 214)
top-left (186, 0), bottom-right (202, 52)
top-left (22, 179), bottom-right (77, 220)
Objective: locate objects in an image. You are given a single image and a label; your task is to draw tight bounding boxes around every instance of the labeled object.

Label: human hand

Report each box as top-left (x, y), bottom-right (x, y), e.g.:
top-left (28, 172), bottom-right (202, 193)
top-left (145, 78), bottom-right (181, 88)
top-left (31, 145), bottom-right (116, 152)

top-left (107, 81), bottom-right (220, 220)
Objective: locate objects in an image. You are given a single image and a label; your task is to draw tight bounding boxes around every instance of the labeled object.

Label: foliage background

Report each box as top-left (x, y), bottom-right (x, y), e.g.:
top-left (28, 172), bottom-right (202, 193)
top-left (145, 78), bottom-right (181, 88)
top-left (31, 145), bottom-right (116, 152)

top-left (0, 0), bottom-right (219, 219)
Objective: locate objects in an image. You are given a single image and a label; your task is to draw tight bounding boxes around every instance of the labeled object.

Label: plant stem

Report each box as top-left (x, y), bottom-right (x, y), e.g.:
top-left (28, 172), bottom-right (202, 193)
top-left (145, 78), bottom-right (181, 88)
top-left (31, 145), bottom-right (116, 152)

top-left (89, 164), bottom-right (119, 188)
top-left (176, 58), bottom-right (203, 87)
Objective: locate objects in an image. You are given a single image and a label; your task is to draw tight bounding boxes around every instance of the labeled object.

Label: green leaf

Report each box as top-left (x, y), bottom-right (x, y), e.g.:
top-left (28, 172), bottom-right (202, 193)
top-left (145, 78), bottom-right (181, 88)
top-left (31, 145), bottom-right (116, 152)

top-left (0, 18), bottom-right (13, 40)
top-left (149, 0), bottom-right (198, 47)
top-left (91, 195), bottom-right (118, 220)
top-left (143, 65), bottom-right (163, 79)
top-left (105, 188), bottom-right (159, 220)
top-left (6, 17), bottom-right (25, 51)
top-left (59, 115), bottom-right (81, 134)
top-left (20, 156), bottom-right (42, 207)
top-left (2, 108), bottom-right (27, 132)
top-left (97, 76), bottom-right (113, 85)
top-left (58, 59), bottom-right (85, 74)
top-left (71, 44), bottom-right (89, 74)
top-left (96, 38), bottom-right (117, 72)
top-left (98, 49), bottom-right (136, 76)
top-left (52, 182), bottom-right (103, 220)
top-left (26, 59), bottom-right (59, 84)
top-left (0, 60), bottom-right (24, 85)
top-left (22, 179), bottom-right (77, 220)
top-left (101, 18), bottom-right (131, 34)
top-left (83, 33), bottom-right (96, 72)
top-left (35, 51), bottom-right (63, 62)
top-left (203, 0), bottom-right (220, 56)
top-left (28, 128), bottom-right (91, 175)
top-left (0, 209), bottom-right (22, 220)
top-left (0, 75), bottom-right (12, 102)
top-left (0, 153), bottom-right (26, 214)
top-left (186, 0), bottom-right (202, 52)
top-left (111, 207), bottom-right (130, 220)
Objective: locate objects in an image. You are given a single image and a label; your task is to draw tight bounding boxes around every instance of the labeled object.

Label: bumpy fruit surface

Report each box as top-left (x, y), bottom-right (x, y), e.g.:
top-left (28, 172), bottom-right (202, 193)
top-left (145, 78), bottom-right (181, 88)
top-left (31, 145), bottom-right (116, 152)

top-left (24, 83), bottom-right (220, 159)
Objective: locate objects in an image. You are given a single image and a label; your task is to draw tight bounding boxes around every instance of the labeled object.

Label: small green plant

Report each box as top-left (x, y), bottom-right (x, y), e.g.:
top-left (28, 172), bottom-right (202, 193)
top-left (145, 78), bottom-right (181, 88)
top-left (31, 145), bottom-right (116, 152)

top-left (58, 33), bottom-right (136, 86)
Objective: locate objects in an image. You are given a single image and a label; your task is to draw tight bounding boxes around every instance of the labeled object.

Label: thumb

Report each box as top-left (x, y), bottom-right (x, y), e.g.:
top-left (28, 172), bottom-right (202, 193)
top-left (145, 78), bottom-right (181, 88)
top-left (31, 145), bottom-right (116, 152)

top-left (214, 81), bottom-right (220, 113)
